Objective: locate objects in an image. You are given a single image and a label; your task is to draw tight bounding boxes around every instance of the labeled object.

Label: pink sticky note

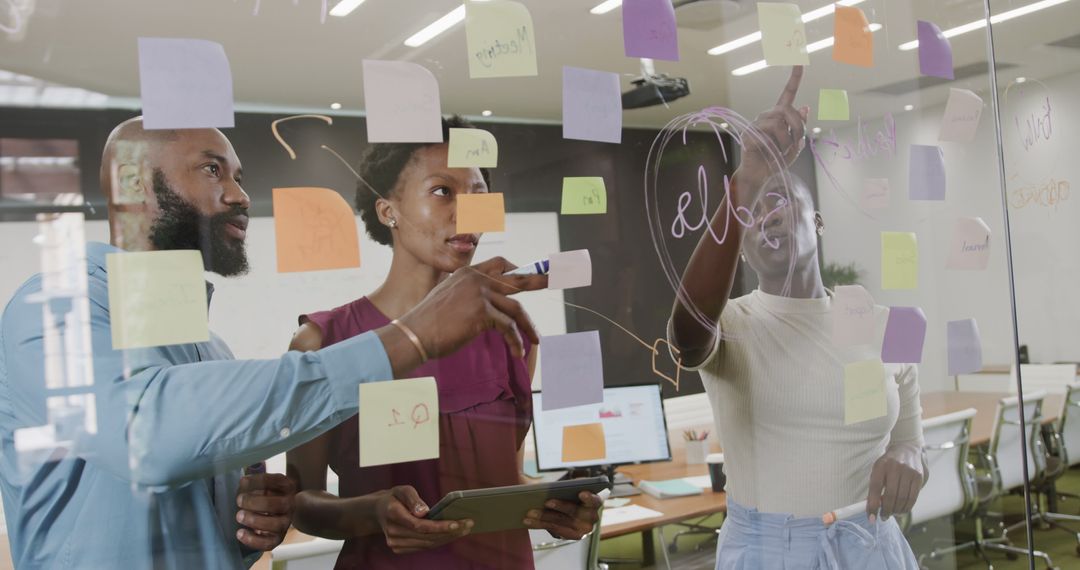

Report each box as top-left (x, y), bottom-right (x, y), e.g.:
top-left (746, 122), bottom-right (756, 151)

top-left (946, 217), bottom-right (991, 271)
top-left (917, 20), bottom-right (954, 80)
top-left (622, 0), bottom-right (679, 61)
top-left (362, 60), bottom-right (443, 143)
top-left (882, 307), bottom-right (927, 364)
top-left (541, 331), bottom-right (604, 411)
top-left (939, 88), bottom-right (984, 143)
top-left (549, 249), bottom-right (592, 290)
top-left (862, 178), bottom-right (890, 210)
top-left (947, 319), bottom-right (982, 375)
top-left (832, 285), bottom-right (876, 348)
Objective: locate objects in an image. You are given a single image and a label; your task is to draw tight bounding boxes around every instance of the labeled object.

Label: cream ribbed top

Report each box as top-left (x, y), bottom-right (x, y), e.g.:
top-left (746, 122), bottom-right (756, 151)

top-left (677, 289), bottom-right (923, 517)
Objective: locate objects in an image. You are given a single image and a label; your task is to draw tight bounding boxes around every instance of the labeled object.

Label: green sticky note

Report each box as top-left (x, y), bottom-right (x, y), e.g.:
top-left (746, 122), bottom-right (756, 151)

top-left (359, 377), bottom-right (439, 467)
top-left (465, 0), bottom-right (538, 78)
top-left (818, 89), bottom-right (850, 121)
top-left (757, 2), bottom-right (809, 66)
top-left (881, 231), bottom-right (918, 290)
top-left (844, 359), bottom-right (888, 425)
top-left (561, 177), bottom-right (607, 215)
top-left (447, 128), bottom-right (498, 168)
top-left (106, 250), bottom-right (209, 349)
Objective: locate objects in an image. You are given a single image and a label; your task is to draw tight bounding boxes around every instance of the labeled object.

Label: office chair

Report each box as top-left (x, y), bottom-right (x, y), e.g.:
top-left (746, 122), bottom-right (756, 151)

top-left (905, 408), bottom-right (978, 567)
top-left (270, 537), bottom-right (345, 570)
top-left (530, 517), bottom-right (609, 570)
top-left (1032, 382), bottom-right (1080, 554)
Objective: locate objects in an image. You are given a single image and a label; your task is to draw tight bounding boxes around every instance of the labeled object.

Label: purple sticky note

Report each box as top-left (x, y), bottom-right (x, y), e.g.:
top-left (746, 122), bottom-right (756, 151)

top-left (541, 331), bottom-right (604, 411)
top-left (622, 0), bottom-right (679, 61)
top-left (909, 145), bottom-right (946, 201)
top-left (138, 38), bottom-right (235, 129)
top-left (918, 20), bottom-right (954, 80)
top-left (563, 66), bottom-right (622, 144)
top-left (882, 307), bottom-right (927, 364)
top-left (947, 319), bottom-right (983, 375)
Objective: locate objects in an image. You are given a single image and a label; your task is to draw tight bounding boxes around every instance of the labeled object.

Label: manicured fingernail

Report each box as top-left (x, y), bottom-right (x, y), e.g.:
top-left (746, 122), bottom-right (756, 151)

top-left (523, 518), bottom-right (534, 525)
top-left (546, 501), bottom-right (557, 509)
top-left (415, 503), bottom-right (428, 514)
top-left (869, 514), bottom-right (877, 524)
top-left (527, 510), bottom-right (541, 519)
top-left (466, 520), bottom-right (474, 529)
top-left (449, 522), bottom-right (459, 530)
top-left (236, 512), bottom-right (245, 524)
top-left (236, 530), bottom-right (245, 540)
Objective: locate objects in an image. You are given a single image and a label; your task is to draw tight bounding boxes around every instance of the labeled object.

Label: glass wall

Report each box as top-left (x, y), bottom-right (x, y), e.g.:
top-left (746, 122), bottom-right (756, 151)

top-left (1, 1), bottom-right (1078, 569)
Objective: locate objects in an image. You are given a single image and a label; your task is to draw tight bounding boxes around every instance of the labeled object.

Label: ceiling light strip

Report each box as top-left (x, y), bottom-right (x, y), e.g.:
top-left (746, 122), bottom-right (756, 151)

top-left (898, 0), bottom-right (1071, 51)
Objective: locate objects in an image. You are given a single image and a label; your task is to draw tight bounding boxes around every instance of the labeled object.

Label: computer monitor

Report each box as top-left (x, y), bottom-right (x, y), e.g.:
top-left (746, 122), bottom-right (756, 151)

top-left (532, 383), bottom-right (672, 472)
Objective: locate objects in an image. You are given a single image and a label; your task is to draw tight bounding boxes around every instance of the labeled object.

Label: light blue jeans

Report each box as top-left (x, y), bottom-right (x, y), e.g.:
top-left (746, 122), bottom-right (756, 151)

top-left (715, 500), bottom-right (919, 569)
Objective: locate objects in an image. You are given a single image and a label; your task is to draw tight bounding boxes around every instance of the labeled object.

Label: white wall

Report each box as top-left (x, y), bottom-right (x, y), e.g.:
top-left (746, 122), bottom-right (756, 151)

top-left (814, 71), bottom-right (1080, 393)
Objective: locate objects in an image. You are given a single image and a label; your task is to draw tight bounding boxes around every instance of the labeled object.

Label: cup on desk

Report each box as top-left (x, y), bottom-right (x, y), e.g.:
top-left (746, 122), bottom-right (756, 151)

top-left (686, 439), bottom-right (709, 465)
top-left (706, 453), bottom-right (726, 492)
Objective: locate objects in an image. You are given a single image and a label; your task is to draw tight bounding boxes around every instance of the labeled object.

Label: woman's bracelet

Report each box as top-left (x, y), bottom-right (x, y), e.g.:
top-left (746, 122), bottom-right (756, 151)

top-left (390, 319), bottom-right (429, 364)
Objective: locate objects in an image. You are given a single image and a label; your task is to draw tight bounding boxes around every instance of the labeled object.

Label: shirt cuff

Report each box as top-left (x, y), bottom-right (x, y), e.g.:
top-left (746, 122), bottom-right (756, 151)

top-left (317, 330), bottom-right (394, 409)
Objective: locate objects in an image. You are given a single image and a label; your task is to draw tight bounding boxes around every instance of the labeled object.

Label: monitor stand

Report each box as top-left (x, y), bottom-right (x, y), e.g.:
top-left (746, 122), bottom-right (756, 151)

top-left (563, 465), bottom-right (641, 497)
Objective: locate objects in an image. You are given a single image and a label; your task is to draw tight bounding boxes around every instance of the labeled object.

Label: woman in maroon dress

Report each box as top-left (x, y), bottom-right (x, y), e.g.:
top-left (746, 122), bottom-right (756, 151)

top-left (285, 116), bottom-right (601, 569)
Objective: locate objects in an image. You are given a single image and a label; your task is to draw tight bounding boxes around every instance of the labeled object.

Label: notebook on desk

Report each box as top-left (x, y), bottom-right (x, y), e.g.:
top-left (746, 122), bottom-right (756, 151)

top-left (639, 478), bottom-right (703, 499)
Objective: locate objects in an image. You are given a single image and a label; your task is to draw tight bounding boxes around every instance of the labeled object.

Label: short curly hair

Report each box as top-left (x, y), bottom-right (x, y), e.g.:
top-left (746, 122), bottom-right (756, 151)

top-left (356, 115), bottom-right (492, 246)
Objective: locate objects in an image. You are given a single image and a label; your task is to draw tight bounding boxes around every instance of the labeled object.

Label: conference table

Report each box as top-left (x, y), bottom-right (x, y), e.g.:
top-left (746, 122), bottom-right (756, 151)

top-left (252, 389), bottom-right (1067, 569)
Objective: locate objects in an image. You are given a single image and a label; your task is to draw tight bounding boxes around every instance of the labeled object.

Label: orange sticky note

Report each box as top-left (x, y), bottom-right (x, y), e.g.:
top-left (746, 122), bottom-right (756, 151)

top-left (561, 423), bottom-right (606, 463)
top-left (273, 187), bottom-right (361, 273)
top-left (833, 5), bottom-right (873, 68)
top-left (456, 193), bottom-right (505, 234)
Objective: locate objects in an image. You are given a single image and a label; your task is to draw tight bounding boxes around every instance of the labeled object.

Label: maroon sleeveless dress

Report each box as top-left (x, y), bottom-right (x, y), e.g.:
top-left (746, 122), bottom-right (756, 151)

top-left (302, 297), bottom-right (535, 569)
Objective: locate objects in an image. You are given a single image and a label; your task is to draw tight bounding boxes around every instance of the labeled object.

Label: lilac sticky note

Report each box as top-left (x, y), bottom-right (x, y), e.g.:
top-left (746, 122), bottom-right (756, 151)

top-left (363, 60), bottom-right (443, 143)
top-left (946, 217), bottom-right (991, 271)
top-left (563, 66), bottom-right (622, 144)
top-left (917, 20), bottom-right (954, 80)
top-left (623, 0), bottom-right (679, 61)
top-left (882, 307), bottom-right (927, 364)
top-left (909, 145), bottom-right (946, 201)
top-left (832, 285), bottom-right (876, 348)
top-left (549, 249), bottom-right (592, 289)
top-left (541, 331), bottom-right (604, 411)
top-left (947, 319), bottom-right (983, 375)
top-left (138, 38), bottom-right (234, 129)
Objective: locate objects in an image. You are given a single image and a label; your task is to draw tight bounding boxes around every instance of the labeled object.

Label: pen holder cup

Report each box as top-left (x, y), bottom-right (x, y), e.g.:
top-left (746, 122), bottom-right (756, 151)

top-left (686, 439), bottom-right (709, 465)
top-left (707, 453), bottom-right (726, 492)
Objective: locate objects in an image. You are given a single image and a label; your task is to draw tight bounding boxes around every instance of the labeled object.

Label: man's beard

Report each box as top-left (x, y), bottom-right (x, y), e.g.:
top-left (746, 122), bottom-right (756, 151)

top-left (148, 169), bottom-right (250, 277)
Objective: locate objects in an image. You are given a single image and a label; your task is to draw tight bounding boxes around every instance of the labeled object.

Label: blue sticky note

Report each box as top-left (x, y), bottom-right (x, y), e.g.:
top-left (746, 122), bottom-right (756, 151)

top-left (909, 145), bottom-right (946, 201)
top-left (540, 331), bottom-right (604, 411)
top-left (882, 307), bottom-right (927, 364)
top-left (947, 319), bottom-right (982, 375)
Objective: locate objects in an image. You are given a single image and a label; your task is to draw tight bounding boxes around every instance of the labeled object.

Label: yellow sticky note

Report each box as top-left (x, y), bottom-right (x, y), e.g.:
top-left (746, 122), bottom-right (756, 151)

top-left (465, 0), bottom-right (538, 78)
top-left (833, 5), bottom-right (873, 68)
top-left (561, 177), bottom-right (607, 215)
top-left (447, 128), bottom-right (498, 168)
top-left (757, 3), bottom-right (809, 66)
top-left (456, 193), bottom-right (505, 233)
top-left (818, 89), bottom-right (850, 121)
top-left (273, 187), bottom-right (361, 273)
top-left (561, 423), bottom-right (607, 463)
top-left (881, 232), bottom-right (918, 290)
top-left (844, 359), bottom-right (888, 425)
top-left (106, 250), bottom-right (208, 349)
top-left (359, 377), bottom-right (439, 467)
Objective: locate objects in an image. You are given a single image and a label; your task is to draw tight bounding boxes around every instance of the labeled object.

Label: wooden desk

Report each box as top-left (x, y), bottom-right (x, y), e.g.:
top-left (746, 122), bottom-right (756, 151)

top-left (920, 391), bottom-right (1065, 447)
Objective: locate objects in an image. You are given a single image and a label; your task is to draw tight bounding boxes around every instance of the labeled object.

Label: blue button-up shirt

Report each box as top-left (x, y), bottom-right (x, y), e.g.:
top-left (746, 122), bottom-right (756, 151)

top-left (0, 242), bottom-right (393, 569)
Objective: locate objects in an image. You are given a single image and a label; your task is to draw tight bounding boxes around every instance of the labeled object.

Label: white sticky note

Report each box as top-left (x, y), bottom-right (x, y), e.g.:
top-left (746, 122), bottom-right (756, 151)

top-left (447, 128), bottom-right (498, 168)
top-left (757, 3), bottom-right (809, 66)
top-left (946, 217), bottom-right (991, 271)
top-left (832, 285), bottom-right (876, 348)
top-left (549, 249), bottom-right (592, 290)
top-left (106, 250), bottom-right (209, 349)
top-left (939, 88), bottom-right (984, 143)
top-left (362, 60), bottom-right (442, 143)
top-left (862, 178), bottom-right (890, 210)
top-left (465, 0), bottom-right (538, 78)
top-left (358, 377), bottom-right (439, 467)
top-left (137, 38), bottom-right (234, 129)
top-left (844, 359), bottom-right (888, 425)
top-left (562, 66), bottom-right (622, 144)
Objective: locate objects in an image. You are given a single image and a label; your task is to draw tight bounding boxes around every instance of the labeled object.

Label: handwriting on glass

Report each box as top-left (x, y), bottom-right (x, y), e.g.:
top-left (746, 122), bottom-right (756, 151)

top-left (1015, 97), bottom-right (1052, 152)
top-left (474, 25), bottom-right (532, 69)
top-left (670, 166), bottom-right (787, 250)
top-left (387, 403), bottom-right (431, 429)
top-left (1009, 177), bottom-right (1070, 210)
top-left (809, 114), bottom-right (897, 194)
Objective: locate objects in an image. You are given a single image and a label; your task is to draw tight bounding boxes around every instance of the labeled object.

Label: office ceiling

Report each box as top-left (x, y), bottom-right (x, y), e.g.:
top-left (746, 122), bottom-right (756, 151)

top-left (1, 0), bottom-right (1079, 128)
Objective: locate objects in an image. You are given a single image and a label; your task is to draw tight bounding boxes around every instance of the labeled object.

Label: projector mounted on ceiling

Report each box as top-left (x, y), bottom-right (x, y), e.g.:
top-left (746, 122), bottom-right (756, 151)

top-left (622, 58), bottom-right (691, 110)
